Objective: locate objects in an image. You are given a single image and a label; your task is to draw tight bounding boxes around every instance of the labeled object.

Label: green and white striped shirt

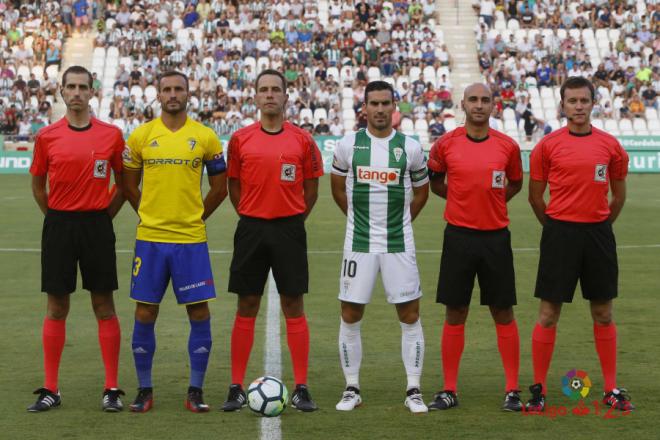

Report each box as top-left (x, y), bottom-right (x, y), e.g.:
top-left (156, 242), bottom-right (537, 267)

top-left (332, 129), bottom-right (429, 253)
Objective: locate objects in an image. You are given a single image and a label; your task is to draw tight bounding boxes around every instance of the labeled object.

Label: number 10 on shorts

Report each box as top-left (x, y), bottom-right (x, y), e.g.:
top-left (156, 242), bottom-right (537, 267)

top-left (342, 259), bottom-right (357, 278)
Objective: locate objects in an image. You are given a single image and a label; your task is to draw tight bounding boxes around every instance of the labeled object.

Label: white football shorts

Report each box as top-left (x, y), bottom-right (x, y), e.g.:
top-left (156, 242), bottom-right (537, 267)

top-left (338, 250), bottom-right (423, 304)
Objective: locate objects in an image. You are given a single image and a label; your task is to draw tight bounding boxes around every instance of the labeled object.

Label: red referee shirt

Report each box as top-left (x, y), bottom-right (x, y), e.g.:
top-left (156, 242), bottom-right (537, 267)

top-left (30, 117), bottom-right (124, 211)
top-left (529, 126), bottom-right (628, 223)
top-left (227, 121), bottom-right (324, 219)
top-left (428, 127), bottom-right (523, 230)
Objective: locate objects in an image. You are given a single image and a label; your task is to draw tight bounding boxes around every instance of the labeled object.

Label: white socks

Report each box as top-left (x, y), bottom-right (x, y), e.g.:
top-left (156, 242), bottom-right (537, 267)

top-left (339, 318), bottom-right (425, 390)
top-left (400, 319), bottom-right (425, 390)
top-left (338, 319), bottom-right (362, 388)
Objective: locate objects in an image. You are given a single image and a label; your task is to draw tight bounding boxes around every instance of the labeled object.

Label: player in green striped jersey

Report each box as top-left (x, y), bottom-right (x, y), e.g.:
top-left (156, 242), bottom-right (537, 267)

top-left (330, 81), bottom-right (430, 413)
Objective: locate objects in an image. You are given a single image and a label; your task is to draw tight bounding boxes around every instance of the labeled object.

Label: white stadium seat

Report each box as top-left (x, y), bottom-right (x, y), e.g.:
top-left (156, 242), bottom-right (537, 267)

top-left (591, 119), bottom-right (604, 130)
top-left (444, 118), bottom-right (457, 131)
top-left (414, 119), bottom-right (428, 133)
top-left (342, 108), bottom-right (355, 121)
top-left (299, 108), bottom-right (313, 122)
top-left (367, 66), bottom-right (381, 81)
top-left (400, 118), bottom-right (415, 135)
top-left (313, 108), bottom-right (328, 124)
top-left (633, 118), bottom-right (647, 134)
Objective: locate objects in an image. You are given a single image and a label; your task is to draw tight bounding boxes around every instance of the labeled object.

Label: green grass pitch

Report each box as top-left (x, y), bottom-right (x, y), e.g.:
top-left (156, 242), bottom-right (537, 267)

top-left (0, 174), bottom-right (658, 439)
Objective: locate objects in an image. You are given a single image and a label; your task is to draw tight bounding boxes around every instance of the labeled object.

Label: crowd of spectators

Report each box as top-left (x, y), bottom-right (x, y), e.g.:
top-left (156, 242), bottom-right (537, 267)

top-left (474, 0), bottom-right (659, 141)
top-left (93, 0), bottom-right (452, 140)
top-left (0, 0), bottom-right (96, 141)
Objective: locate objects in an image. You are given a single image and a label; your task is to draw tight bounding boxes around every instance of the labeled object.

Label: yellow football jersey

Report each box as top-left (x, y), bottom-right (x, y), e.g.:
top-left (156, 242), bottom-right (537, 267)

top-left (124, 117), bottom-right (224, 243)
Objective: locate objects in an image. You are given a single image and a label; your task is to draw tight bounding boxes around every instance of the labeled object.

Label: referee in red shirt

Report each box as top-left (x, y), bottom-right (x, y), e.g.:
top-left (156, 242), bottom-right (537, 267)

top-left (427, 83), bottom-right (524, 412)
top-left (526, 77), bottom-right (633, 413)
top-left (221, 69), bottom-right (323, 412)
top-left (28, 66), bottom-right (126, 412)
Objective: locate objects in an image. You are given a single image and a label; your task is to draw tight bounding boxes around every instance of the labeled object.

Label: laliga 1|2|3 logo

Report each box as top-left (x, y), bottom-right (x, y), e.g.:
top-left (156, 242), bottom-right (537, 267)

top-left (521, 369), bottom-right (632, 419)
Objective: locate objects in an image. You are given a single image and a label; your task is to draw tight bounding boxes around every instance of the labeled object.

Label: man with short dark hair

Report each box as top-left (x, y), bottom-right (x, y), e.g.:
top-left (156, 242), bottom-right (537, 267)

top-left (331, 80), bottom-right (430, 413)
top-left (221, 69), bottom-right (324, 412)
top-left (123, 71), bottom-right (228, 413)
top-left (526, 76), bottom-right (634, 413)
top-left (28, 65), bottom-right (126, 412)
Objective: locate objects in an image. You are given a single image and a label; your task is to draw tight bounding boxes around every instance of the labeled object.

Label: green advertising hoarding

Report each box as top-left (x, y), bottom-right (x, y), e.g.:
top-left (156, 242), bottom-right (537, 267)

top-left (0, 151), bottom-right (32, 174)
top-left (2, 136), bottom-right (660, 174)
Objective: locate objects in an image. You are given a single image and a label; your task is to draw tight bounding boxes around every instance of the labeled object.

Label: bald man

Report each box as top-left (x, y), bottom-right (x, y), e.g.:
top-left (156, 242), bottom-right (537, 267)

top-left (426, 84), bottom-right (524, 411)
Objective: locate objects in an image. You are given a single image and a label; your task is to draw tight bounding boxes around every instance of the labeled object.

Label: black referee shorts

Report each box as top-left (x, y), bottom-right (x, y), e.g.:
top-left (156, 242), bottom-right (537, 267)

top-left (228, 215), bottom-right (308, 296)
top-left (436, 224), bottom-right (517, 308)
top-left (534, 218), bottom-right (618, 303)
top-left (41, 209), bottom-right (118, 295)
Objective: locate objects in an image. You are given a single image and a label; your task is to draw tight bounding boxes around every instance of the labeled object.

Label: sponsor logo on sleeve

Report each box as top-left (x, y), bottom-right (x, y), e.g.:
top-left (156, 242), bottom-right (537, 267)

top-left (356, 166), bottom-right (401, 185)
top-left (122, 146), bottom-right (132, 162)
top-left (411, 168), bottom-right (428, 181)
top-left (492, 170), bottom-right (505, 188)
top-left (281, 163), bottom-right (296, 181)
top-left (94, 159), bottom-right (108, 178)
top-left (594, 164), bottom-right (607, 182)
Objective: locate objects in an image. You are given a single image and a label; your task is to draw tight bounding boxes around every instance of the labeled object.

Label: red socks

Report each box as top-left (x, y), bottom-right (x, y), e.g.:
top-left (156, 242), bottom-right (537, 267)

top-left (531, 323), bottom-right (556, 394)
top-left (231, 314), bottom-right (309, 387)
top-left (594, 322), bottom-right (617, 392)
top-left (98, 316), bottom-right (121, 389)
top-left (42, 317), bottom-right (66, 392)
top-left (286, 315), bottom-right (310, 386)
top-left (441, 322), bottom-right (465, 392)
top-left (231, 314), bottom-right (256, 386)
top-left (496, 321), bottom-right (520, 391)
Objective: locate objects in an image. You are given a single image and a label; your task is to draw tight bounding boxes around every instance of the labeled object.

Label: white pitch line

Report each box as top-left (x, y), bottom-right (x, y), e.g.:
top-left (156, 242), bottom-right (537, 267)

top-left (261, 270), bottom-right (282, 440)
top-left (2, 244), bottom-right (660, 255)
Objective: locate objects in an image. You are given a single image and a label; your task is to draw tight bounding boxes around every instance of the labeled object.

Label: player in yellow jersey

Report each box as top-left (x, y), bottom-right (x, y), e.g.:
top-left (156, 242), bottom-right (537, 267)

top-left (122, 71), bottom-right (228, 413)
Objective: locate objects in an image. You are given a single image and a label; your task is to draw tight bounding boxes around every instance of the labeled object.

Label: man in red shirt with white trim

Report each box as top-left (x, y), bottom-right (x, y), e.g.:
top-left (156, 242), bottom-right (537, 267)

top-left (221, 69), bottom-right (323, 412)
top-left (526, 77), bottom-right (634, 413)
top-left (427, 83), bottom-right (524, 412)
top-left (28, 66), bottom-right (126, 412)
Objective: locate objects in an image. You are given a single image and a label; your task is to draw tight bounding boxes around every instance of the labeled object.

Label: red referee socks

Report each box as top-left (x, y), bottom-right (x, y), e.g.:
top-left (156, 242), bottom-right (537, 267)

top-left (231, 314), bottom-right (256, 386)
top-left (441, 322), bottom-right (465, 392)
top-left (286, 315), bottom-right (310, 386)
top-left (594, 322), bottom-right (617, 392)
top-left (495, 321), bottom-right (520, 391)
top-left (531, 323), bottom-right (556, 394)
top-left (42, 317), bottom-right (66, 392)
top-left (98, 315), bottom-right (121, 390)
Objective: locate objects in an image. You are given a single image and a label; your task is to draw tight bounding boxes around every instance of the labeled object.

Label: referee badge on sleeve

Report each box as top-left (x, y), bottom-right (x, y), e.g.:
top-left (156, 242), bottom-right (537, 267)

top-left (492, 170), bottom-right (505, 188)
top-left (281, 163), bottom-right (296, 182)
top-left (594, 164), bottom-right (607, 182)
top-left (94, 160), bottom-right (108, 178)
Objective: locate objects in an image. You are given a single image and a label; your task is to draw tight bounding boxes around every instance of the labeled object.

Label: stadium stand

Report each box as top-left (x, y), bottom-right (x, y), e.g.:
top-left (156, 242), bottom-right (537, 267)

top-left (2, 1), bottom-right (656, 148)
top-left (0, 1), bottom-right (74, 144)
top-left (90, 0), bottom-right (450, 144)
top-left (474, 0), bottom-right (659, 147)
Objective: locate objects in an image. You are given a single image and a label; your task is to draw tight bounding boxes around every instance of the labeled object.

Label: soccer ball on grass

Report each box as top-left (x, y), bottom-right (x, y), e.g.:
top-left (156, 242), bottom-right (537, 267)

top-left (247, 376), bottom-right (288, 417)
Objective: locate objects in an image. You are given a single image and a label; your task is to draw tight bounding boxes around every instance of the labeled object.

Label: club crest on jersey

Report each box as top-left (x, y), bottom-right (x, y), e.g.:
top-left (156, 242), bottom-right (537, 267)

top-left (393, 147), bottom-right (403, 162)
top-left (94, 159), bottom-right (108, 178)
top-left (356, 166), bottom-right (400, 185)
top-left (281, 163), bottom-right (296, 181)
top-left (492, 170), bottom-right (505, 188)
top-left (188, 138), bottom-right (197, 151)
top-left (594, 164), bottom-right (607, 182)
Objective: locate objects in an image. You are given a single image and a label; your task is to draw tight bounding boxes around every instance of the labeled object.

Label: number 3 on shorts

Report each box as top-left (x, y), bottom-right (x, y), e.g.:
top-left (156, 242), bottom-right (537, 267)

top-left (132, 257), bottom-right (142, 277)
top-left (342, 259), bottom-right (357, 278)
